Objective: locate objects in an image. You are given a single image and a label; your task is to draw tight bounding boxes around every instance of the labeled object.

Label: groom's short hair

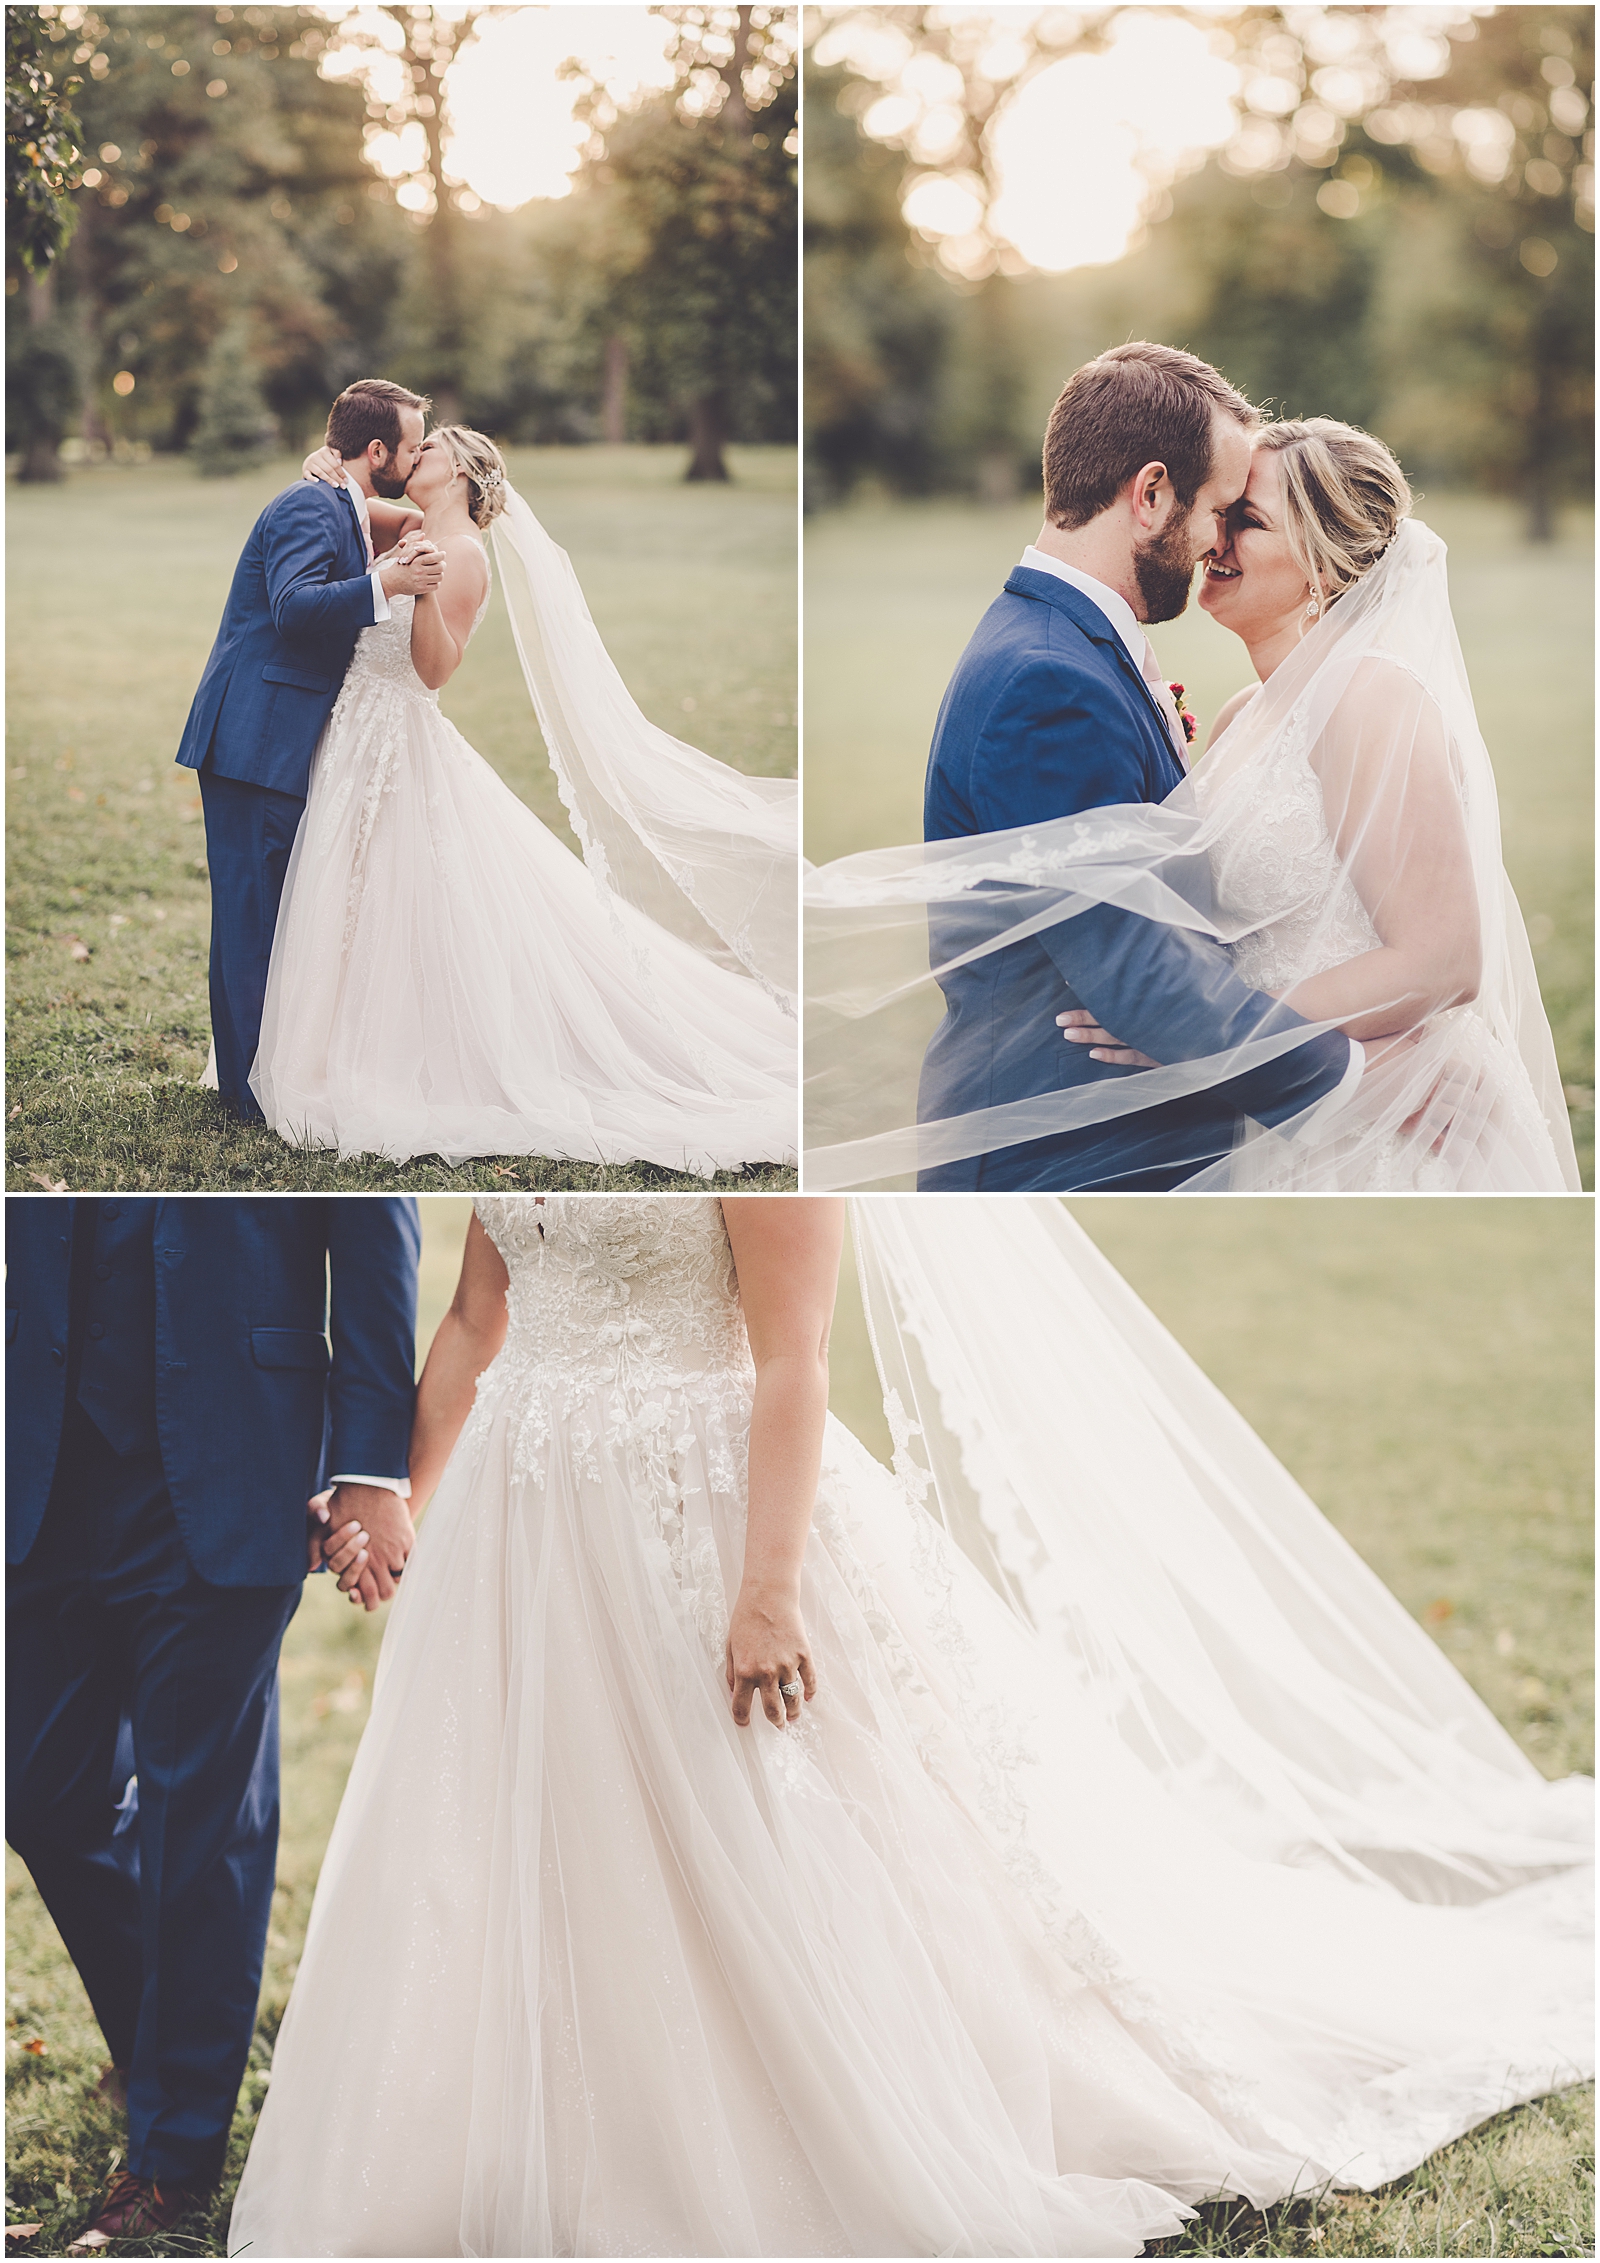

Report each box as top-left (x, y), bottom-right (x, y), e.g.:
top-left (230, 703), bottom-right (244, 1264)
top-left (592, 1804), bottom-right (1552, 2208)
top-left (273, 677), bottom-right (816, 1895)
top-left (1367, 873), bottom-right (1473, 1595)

top-left (326, 378), bottom-right (432, 461)
top-left (1043, 343), bottom-right (1257, 528)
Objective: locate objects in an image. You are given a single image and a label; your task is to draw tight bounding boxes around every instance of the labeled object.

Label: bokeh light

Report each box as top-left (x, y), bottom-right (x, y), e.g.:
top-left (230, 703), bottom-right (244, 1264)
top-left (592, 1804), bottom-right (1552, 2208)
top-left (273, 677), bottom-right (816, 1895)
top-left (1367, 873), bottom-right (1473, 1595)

top-left (320, 5), bottom-right (682, 211)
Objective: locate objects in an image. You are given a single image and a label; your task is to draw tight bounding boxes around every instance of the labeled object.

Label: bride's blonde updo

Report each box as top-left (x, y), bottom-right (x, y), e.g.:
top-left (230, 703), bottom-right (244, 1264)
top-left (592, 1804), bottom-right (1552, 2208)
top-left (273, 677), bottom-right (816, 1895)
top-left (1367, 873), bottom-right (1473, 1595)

top-left (1256, 417), bottom-right (1412, 604)
top-left (436, 424), bottom-right (509, 531)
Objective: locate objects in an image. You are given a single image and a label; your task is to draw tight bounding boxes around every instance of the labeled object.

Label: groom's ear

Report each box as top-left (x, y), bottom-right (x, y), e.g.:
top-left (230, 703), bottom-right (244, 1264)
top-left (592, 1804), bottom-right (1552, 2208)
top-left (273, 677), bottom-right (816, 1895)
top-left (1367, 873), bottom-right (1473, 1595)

top-left (1129, 460), bottom-right (1173, 531)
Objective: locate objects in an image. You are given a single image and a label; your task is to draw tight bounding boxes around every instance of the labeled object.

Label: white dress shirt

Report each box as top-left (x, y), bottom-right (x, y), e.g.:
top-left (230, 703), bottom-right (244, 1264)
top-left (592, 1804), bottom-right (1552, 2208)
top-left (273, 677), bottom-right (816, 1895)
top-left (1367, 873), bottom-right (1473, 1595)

top-left (329, 1473), bottom-right (412, 1499)
top-left (1016, 548), bottom-right (1364, 1131)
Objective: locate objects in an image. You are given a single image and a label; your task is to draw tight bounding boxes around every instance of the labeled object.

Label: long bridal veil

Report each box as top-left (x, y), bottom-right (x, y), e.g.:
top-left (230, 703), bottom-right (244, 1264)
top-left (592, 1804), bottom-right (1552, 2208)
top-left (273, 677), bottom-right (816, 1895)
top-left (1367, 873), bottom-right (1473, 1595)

top-left (492, 488), bottom-right (797, 1012)
top-left (806, 524), bottom-right (1577, 1190)
top-left (848, 1196), bottom-right (1592, 1908)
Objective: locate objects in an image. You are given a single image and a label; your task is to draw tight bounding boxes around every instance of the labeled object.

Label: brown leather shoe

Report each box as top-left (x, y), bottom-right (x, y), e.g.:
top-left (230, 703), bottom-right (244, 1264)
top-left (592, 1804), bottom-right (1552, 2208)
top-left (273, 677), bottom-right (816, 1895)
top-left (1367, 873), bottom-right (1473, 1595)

top-left (65, 2171), bottom-right (207, 2254)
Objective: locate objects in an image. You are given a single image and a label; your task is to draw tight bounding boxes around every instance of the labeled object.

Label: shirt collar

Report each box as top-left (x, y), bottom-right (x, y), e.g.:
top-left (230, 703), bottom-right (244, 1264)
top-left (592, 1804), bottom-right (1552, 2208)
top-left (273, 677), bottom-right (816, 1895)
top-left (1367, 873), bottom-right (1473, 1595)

top-left (1018, 547), bottom-right (1145, 668)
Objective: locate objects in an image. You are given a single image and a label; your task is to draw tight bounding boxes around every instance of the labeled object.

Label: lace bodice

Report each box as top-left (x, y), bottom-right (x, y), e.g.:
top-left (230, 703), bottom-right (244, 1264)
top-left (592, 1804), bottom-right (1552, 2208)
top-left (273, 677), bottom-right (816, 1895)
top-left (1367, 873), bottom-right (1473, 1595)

top-left (344, 578), bottom-right (492, 708)
top-left (474, 1195), bottom-right (751, 1396)
top-left (1198, 702), bottom-right (1381, 991)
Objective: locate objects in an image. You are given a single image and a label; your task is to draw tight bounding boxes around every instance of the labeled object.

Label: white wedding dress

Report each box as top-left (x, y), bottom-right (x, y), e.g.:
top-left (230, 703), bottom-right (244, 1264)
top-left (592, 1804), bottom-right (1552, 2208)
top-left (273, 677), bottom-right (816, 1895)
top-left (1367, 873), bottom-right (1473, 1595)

top-left (249, 495), bottom-right (797, 1172)
top-left (228, 1195), bottom-right (1591, 2260)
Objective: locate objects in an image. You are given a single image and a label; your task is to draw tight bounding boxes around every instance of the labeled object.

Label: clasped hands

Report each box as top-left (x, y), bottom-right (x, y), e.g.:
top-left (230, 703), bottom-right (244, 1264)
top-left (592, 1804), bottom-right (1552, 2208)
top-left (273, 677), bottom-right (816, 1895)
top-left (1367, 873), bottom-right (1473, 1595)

top-left (306, 1482), bottom-right (416, 1613)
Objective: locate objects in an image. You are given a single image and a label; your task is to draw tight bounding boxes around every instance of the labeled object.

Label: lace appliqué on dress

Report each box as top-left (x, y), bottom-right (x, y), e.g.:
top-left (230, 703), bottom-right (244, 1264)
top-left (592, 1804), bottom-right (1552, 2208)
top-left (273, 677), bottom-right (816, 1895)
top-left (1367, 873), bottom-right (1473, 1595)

top-left (466, 1197), bottom-right (754, 1659)
top-left (1201, 702), bottom-right (1381, 995)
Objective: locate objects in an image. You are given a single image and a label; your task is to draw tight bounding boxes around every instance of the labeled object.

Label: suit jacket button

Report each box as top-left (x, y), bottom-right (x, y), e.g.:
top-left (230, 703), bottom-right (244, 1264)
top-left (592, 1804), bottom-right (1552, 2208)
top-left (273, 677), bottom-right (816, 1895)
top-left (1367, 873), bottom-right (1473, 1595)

top-left (88, 1321), bottom-right (106, 1341)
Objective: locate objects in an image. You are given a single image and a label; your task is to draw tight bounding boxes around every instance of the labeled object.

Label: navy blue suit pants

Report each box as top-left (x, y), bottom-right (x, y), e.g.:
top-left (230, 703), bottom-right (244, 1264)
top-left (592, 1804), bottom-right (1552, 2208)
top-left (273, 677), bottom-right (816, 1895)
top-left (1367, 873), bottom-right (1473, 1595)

top-left (6, 1405), bottom-right (300, 2183)
top-left (198, 768), bottom-right (303, 1120)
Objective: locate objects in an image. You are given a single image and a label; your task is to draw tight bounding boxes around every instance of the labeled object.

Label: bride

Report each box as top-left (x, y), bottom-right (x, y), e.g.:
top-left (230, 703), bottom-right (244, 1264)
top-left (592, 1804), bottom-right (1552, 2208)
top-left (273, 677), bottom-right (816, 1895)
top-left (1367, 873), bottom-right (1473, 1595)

top-left (247, 429), bottom-right (797, 1173)
top-left (227, 1194), bottom-right (1591, 2259)
top-left (804, 420), bottom-right (1579, 1193)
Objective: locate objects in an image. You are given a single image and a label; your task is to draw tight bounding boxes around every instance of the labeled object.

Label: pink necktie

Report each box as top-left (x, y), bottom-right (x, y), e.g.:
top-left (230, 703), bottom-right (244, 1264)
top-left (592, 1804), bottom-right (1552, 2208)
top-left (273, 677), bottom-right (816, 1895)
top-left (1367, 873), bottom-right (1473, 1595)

top-left (1139, 637), bottom-right (1189, 764)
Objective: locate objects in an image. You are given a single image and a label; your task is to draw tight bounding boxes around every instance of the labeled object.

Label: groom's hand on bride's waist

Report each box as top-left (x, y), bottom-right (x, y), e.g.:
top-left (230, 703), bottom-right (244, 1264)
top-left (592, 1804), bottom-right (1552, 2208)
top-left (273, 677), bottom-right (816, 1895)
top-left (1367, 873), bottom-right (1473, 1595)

top-left (1055, 1009), bottom-right (1159, 1069)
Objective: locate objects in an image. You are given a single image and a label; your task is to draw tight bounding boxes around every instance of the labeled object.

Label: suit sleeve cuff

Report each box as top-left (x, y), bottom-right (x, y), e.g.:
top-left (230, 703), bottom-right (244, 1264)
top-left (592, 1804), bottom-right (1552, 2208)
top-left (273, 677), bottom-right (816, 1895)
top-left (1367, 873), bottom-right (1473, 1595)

top-left (329, 1472), bottom-right (412, 1498)
top-left (368, 564), bottom-right (390, 625)
top-left (1290, 1038), bottom-right (1364, 1143)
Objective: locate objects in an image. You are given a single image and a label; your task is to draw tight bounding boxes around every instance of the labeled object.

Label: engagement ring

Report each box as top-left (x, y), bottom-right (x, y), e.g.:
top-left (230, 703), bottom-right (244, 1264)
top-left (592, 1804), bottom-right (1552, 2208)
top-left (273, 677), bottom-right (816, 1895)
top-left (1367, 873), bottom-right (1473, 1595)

top-left (779, 1680), bottom-right (802, 1699)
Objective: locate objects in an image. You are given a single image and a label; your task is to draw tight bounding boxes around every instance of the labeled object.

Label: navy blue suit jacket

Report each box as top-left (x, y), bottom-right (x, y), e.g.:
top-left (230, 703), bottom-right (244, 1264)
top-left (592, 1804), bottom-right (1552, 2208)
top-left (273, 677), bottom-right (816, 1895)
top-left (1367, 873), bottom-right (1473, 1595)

top-left (174, 480), bottom-right (378, 798)
top-left (6, 1198), bottom-right (421, 1586)
top-left (920, 568), bottom-right (1354, 1190)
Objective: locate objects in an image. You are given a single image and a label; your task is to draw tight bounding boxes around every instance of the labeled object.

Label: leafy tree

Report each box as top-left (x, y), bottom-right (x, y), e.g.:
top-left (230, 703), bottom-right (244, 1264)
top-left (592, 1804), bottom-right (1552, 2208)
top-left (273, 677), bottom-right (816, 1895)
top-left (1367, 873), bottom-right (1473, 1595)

top-left (6, 8), bottom-right (90, 480)
top-left (803, 57), bottom-right (959, 502)
top-left (5, 3), bottom-right (85, 276)
top-left (804, 5), bottom-right (1594, 534)
top-left (311, 5), bottom-right (487, 423)
top-left (576, 5), bottom-right (797, 479)
top-left (22, 4), bottom-right (409, 458)
top-left (190, 311), bottom-right (276, 472)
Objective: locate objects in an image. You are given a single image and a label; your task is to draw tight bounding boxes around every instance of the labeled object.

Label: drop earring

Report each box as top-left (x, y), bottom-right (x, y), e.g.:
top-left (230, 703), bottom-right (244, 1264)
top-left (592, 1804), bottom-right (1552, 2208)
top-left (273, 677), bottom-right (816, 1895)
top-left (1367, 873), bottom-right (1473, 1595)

top-left (1304, 590), bottom-right (1321, 621)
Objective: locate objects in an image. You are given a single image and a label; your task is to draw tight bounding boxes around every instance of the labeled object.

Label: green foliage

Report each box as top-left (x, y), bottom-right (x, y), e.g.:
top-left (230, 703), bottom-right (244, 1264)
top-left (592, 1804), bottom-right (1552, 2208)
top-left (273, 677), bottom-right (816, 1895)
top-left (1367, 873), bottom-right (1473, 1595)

top-left (803, 5), bottom-right (1595, 530)
top-left (5, 6), bottom-right (84, 277)
top-left (5, 5), bottom-right (798, 480)
top-left (41, 4), bottom-right (402, 456)
top-left (188, 316), bottom-right (274, 474)
top-left (581, 18), bottom-right (798, 476)
top-left (4, 271), bottom-right (84, 482)
top-left (4, 445), bottom-right (796, 1191)
top-left (803, 58), bottom-right (960, 502)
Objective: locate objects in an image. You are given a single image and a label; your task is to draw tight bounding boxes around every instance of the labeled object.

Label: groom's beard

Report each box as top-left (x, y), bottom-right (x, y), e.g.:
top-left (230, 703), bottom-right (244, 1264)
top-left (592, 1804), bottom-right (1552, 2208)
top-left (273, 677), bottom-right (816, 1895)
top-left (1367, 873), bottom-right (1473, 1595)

top-left (369, 456), bottom-right (411, 500)
top-left (1133, 513), bottom-right (1200, 624)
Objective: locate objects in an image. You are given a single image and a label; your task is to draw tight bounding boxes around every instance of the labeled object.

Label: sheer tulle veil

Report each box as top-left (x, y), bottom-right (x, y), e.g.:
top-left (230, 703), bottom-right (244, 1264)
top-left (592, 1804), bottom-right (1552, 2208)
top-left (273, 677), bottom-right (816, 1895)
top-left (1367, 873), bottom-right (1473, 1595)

top-left (492, 486), bottom-right (798, 1011)
top-left (807, 525), bottom-right (1577, 1189)
top-left (848, 1195), bottom-right (1592, 1904)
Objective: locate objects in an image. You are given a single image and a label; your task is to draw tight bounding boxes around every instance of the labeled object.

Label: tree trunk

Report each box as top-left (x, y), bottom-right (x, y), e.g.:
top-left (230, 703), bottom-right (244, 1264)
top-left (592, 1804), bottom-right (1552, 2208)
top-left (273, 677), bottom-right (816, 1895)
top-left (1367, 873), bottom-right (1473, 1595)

top-left (18, 275), bottom-right (64, 482)
top-left (20, 432), bottom-right (64, 481)
top-left (383, 2), bottom-right (474, 425)
top-left (685, 392), bottom-right (730, 482)
top-left (718, 7), bottom-right (753, 131)
top-left (603, 336), bottom-right (628, 445)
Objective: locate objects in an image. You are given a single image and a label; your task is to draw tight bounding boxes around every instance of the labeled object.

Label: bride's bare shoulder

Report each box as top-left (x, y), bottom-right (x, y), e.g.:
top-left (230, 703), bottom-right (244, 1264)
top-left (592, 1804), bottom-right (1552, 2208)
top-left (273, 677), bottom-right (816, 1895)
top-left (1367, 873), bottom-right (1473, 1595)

top-left (1205, 683), bottom-right (1260, 750)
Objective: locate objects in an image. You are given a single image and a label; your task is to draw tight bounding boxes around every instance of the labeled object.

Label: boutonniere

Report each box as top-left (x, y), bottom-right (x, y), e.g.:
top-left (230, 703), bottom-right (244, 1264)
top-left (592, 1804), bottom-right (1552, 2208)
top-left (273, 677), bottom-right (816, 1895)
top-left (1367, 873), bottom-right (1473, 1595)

top-left (1168, 682), bottom-right (1197, 745)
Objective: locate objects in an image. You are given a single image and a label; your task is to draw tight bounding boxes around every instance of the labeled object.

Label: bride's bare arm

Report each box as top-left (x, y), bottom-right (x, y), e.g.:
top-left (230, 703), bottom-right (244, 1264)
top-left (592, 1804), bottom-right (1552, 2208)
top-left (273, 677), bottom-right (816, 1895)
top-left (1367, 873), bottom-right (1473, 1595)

top-left (406, 1210), bottom-right (510, 1512)
top-left (1280, 661), bottom-right (1481, 1040)
top-left (409, 542), bottom-right (489, 691)
top-left (720, 1197), bottom-right (845, 1729)
top-left (300, 445), bottom-right (422, 554)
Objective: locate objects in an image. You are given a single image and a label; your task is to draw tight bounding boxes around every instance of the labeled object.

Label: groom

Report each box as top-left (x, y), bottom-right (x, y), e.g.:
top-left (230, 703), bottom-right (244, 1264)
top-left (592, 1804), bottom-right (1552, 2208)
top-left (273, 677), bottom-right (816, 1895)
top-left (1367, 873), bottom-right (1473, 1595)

top-left (919, 341), bottom-right (1361, 1191)
top-left (175, 377), bottom-right (443, 1119)
top-left (5, 1197), bottom-right (420, 2249)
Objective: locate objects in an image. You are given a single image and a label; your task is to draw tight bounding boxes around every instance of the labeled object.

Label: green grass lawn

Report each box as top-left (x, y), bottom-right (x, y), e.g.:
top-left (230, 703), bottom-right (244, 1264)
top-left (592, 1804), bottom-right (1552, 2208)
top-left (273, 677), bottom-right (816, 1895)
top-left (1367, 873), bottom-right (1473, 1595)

top-left (803, 493), bottom-right (1595, 1186)
top-left (5, 446), bottom-right (797, 1192)
top-left (7, 1196), bottom-right (1591, 2257)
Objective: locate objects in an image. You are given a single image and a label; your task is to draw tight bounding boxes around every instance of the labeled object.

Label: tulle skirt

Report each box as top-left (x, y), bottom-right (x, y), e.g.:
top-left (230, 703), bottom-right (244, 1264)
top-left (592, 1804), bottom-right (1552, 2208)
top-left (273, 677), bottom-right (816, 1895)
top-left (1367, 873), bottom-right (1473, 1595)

top-left (249, 678), bottom-right (797, 1171)
top-left (227, 1363), bottom-right (1590, 2259)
